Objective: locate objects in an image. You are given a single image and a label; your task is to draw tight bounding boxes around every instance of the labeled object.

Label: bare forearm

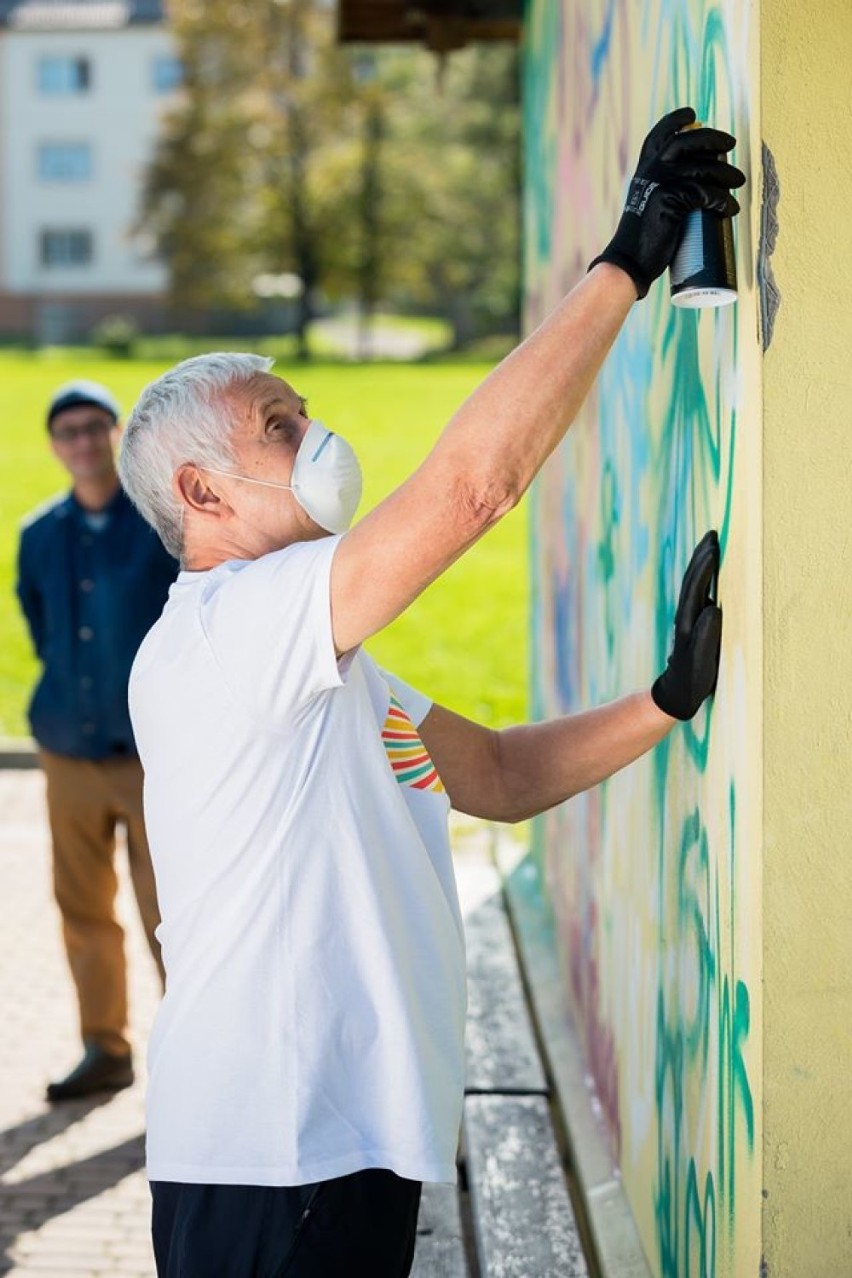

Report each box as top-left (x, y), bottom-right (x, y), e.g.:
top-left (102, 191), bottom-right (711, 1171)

top-left (426, 263), bottom-right (636, 508)
top-left (494, 691), bottom-right (675, 823)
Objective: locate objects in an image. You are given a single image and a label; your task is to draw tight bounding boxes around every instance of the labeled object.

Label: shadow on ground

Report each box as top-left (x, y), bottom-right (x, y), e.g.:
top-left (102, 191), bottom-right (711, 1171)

top-left (0, 1096), bottom-right (144, 1271)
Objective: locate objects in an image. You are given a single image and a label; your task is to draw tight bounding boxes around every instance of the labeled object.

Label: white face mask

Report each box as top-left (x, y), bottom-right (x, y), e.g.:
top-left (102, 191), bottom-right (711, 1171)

top-left (203, 419), bottom-right (362, 534)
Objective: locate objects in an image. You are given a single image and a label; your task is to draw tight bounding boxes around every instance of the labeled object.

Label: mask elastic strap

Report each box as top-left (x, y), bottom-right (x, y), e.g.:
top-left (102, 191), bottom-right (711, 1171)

top-left (199, 467), bottom-right (296, 493)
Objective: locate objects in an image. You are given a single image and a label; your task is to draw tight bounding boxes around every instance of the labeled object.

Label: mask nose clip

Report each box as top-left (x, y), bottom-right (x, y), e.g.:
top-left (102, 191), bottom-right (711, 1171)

top-left (309, 430), bottom-right (335, 463)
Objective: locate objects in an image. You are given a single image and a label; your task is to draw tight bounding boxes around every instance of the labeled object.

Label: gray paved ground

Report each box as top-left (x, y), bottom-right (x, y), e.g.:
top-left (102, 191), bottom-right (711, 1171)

top-left (0, 768), bottom-right (504, 1277)
top-left (0, 769), bottom-right (160, 1277)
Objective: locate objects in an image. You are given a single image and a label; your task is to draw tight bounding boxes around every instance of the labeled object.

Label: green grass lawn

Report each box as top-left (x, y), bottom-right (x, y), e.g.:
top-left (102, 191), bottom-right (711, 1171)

top-left (0, 350), bottom-right (528, 738)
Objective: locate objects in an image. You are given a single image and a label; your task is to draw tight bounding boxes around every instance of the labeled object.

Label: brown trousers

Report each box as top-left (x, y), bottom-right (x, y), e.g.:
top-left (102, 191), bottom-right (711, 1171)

top-left (39, 749), bottom-right (165, 1057)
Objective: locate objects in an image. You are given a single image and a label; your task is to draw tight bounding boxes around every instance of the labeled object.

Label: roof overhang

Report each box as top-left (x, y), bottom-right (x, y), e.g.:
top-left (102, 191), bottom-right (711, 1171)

top-left (338, 0), bottom-right (520, 51)
top-left (0, 0), bottom-right (163, 28)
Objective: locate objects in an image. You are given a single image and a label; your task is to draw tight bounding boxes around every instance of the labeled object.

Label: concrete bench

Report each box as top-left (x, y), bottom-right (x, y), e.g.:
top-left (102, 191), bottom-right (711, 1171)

top-left (411, 864), bottom-right (588, 1277)
top-left (463, 1094), bottom-right (589, 1278)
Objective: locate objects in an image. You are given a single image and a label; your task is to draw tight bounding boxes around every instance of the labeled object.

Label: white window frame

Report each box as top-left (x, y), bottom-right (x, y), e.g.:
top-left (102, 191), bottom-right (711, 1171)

top-left (39, 229), bottom-right (94, 268)
top-left (37, 55), bottom-right (91, 95)
top-left (37, 142), bottom-right (93, 182)
top-left (151, 54), bottom-right (183, 94)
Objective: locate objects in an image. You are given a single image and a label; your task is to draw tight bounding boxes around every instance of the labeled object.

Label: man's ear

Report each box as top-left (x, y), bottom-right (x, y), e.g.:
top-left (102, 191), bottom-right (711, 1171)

top-left (173, 464), bottom-right (230, 519)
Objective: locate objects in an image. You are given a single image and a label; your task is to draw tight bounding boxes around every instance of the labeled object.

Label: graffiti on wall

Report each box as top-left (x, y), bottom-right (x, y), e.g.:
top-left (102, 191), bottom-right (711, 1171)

top-left (524, 3), bottom-right (761, 1276)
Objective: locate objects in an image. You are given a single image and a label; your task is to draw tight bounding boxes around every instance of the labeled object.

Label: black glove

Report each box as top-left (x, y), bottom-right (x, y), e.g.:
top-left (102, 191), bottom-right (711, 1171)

top-left (652, 530), bottom-right (722, 721)
top-left (589, 107), bottom-right (746, 299)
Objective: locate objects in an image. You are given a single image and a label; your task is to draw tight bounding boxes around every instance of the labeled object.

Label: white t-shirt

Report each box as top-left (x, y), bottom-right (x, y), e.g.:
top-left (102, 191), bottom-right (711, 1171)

top-left (129, 535), bottom-right (466, 1187)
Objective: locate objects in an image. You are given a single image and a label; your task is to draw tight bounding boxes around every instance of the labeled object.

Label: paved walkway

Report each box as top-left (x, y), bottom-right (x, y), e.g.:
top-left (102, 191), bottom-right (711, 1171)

top-left (0, 769), bottom-right (160, 1277)
top-left (0, 768), bottom-right (512, 1277)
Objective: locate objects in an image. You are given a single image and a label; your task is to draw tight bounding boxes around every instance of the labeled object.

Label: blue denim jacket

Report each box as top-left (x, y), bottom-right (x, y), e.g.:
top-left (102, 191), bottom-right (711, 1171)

top-left (16, 487), bottom-right (178, 759)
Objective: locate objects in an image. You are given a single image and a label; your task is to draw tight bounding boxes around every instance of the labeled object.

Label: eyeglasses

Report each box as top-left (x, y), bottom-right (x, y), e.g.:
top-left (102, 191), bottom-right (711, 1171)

top-left (50, 420), bottom-right (114, 444)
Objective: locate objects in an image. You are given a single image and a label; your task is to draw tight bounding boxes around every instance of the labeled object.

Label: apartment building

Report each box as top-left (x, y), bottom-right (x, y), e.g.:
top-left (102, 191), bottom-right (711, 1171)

top-left (0, 0), bottom-right (180, 341)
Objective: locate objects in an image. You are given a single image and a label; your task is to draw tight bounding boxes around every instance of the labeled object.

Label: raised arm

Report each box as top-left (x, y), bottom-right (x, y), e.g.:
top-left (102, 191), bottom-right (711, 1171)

top-left (331, 262), bottom-right (634, 653)
top-left (330, 108), bottom-right (744, 655)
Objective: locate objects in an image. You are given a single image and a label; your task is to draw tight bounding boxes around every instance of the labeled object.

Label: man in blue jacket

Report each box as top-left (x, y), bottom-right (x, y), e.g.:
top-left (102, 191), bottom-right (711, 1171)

top-left (16, 380), bottom-right (178, 1101)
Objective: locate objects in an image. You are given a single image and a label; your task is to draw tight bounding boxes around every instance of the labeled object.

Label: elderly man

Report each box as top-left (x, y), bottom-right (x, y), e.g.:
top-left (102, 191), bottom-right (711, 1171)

top-left (119, 109), bottom-right (744, 1277)
top-left (16, 380), bottom-right (178, 1101)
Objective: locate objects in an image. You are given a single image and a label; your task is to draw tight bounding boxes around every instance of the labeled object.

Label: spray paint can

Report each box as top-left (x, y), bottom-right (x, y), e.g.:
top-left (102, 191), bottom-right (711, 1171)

top-left (669, 121), bottom-right (738, 309)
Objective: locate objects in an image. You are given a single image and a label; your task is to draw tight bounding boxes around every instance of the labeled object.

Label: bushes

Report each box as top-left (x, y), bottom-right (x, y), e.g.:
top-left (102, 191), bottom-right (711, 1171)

top-left (90, 314), bottom-right (139, 357)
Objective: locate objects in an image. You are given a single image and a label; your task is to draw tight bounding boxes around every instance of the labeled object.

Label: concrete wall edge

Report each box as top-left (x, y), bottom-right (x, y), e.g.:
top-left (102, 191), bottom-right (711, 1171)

top-left (0, 737), bottom-right (38, 768)
top-left (497, 834), bottom-right (654, 1278)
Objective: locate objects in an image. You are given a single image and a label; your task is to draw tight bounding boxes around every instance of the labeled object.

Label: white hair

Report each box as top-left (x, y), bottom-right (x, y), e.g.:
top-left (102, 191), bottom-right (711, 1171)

top-left (118, 352), bottom-right (274, 558)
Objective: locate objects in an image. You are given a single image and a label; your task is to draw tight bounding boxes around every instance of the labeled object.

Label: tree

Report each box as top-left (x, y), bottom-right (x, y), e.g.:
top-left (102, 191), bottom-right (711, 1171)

top-left (377, 44), bottom-right (522, 347)
top-left (142, 2), bottom-right (521, 351)
top-left (248, 0), bottom-right (361, 358)
top-left (143, 0), bottom-right (361, 352)
top-left (142, 0), bottom-right (268, 313)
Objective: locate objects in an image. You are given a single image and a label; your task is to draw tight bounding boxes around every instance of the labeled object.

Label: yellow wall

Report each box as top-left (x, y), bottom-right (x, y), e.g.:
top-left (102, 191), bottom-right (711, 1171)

top-left (762, 0), bottom-right (852, 1271)
top-left (523, 0), bottom-right (852, 1271)
top-left (523, 2), bottom-right (763, 1274)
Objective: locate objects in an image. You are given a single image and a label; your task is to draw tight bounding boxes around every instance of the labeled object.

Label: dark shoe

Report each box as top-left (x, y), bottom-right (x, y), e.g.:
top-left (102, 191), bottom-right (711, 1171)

top-left (46, 1043), bottom-right (134, 1102)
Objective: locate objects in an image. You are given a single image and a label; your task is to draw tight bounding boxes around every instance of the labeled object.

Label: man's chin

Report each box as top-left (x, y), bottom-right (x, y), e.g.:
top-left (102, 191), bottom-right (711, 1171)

top-left (71, 464), bottom-right (116, 483)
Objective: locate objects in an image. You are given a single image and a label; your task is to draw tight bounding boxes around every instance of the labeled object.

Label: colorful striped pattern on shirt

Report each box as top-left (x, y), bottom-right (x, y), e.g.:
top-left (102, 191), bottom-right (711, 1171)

top-left (381, 694), bottom-right (445, 794)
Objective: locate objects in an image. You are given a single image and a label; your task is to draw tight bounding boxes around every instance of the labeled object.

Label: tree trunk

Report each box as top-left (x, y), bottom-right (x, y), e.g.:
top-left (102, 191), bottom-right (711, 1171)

top-left (288, 0), bottom-right (315, 363)
top-left (448, 292), bottom-right (477, 351)
top-left (357, 95), bottom-right (383, 361)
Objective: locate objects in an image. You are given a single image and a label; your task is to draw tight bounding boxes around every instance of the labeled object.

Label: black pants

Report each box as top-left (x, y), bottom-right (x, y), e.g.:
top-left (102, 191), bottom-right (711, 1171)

top-left (151, 1169), bottom-right (423, 1277)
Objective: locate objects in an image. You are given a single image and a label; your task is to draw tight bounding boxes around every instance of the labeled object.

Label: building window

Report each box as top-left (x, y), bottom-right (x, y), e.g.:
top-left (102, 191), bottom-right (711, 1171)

top-left (38, 143), bottom-right (92, 181)
top-left (37, 56), bottom-right (91, 94)
top-left (40, 230), bottom-right (94, 267)
top-left (152, 55), bottom-right (183, 94)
